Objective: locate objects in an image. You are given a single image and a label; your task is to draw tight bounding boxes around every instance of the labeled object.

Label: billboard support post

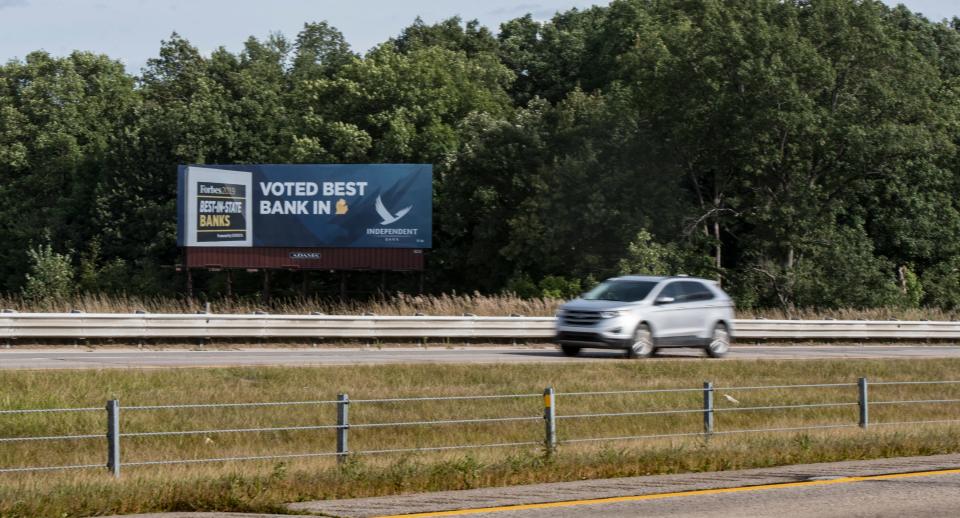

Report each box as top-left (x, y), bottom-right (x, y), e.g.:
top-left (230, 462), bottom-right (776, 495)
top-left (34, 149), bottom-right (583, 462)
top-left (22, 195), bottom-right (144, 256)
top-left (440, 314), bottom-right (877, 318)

top-left (263, 270), bottom-right (271, 305)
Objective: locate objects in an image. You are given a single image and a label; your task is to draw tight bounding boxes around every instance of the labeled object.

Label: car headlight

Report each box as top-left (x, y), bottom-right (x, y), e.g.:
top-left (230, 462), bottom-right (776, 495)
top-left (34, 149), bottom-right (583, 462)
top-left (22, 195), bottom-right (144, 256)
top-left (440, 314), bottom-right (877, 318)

top-left (600, 310), bottom-right (622, 319)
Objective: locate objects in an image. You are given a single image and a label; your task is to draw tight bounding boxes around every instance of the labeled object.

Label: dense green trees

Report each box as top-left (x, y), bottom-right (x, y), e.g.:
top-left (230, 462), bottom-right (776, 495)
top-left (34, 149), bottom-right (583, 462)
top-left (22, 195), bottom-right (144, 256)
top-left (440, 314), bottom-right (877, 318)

top-left (2, 0), bottom-right (960, 309)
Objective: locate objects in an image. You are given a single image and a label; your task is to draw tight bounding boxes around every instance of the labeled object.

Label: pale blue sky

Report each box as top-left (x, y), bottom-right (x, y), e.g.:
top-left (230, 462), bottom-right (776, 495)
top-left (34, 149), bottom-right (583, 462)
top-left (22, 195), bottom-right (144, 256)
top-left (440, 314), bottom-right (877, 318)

top-left (0, 0), bottom-right (957, 75)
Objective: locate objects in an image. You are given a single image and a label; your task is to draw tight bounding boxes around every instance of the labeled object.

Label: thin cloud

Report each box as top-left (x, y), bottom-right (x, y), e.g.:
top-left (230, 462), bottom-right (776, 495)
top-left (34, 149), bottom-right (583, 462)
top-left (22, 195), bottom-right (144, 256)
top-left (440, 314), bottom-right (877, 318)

top-left (486, 3), bottom-right (543, 16)
top-left (0, 0), bottom-right (28, 8)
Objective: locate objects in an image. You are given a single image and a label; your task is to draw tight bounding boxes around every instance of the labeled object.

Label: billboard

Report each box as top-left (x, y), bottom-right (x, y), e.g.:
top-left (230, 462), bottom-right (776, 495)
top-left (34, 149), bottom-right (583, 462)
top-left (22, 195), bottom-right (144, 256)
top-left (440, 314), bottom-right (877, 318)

top-left (177, 164), bottom-right (432, 249)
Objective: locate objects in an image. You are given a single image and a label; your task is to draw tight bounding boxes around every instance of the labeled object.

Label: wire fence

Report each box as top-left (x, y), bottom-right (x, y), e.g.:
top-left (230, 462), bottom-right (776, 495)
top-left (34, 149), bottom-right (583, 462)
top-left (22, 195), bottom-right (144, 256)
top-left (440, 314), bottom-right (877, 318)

top-left (2, 377), bottom-right (960, 477)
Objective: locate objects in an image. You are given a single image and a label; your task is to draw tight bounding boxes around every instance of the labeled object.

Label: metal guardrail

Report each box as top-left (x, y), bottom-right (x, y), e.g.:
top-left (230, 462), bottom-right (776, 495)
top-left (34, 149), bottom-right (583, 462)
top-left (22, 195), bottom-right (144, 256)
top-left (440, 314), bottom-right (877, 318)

top-left (2, 313), bottom-right (960, 341)
top-left (0, 313), bottom-right (553, 341)
top-left (2, 378), bottom-right (960, 477)
top-left (736, 319), bottom-right (960, 339)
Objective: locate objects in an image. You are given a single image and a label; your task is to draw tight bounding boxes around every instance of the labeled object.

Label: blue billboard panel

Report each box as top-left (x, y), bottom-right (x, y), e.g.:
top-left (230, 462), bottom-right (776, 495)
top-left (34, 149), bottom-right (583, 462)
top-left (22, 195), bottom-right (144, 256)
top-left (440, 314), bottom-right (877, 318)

top-left (177, 164), bottom-right (432, 248)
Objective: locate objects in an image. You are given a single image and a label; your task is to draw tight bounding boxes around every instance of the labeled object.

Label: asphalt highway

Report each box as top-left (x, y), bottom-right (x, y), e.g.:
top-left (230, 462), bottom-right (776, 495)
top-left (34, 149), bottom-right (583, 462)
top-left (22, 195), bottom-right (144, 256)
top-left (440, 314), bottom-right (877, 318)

top-left (104, 468), bottom-right (960, 518)
top-left (2, 344), bottom-right (960, 369)
top-left (292, 454), bottom-right (960, 518)
top-left (391, 470), bottom-right (960, 518)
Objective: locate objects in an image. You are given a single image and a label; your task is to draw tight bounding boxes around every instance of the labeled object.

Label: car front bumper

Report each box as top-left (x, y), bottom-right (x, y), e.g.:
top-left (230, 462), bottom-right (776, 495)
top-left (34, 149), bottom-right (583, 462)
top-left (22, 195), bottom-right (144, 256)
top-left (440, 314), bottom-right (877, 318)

top-left (554, 319), bottom-right (634, 349)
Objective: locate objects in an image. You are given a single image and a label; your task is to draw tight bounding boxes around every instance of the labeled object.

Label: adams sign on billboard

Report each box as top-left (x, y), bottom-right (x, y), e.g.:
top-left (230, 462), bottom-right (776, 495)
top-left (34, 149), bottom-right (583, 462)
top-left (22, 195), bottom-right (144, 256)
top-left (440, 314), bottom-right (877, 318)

top-left (177, 164), bottom-right (432, 248)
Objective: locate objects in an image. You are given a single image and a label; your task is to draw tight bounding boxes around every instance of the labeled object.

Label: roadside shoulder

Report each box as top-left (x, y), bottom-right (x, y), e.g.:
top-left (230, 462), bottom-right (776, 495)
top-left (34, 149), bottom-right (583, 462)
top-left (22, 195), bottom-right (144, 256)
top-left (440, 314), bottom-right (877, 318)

top-left (288, 453), bottom-right (960, 517)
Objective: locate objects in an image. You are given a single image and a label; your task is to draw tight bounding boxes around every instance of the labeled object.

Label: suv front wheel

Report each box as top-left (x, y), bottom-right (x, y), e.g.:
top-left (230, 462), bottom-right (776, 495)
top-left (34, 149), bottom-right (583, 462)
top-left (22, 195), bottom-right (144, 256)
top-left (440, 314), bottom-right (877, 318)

top-left (627, 323), bottom-right (655, 359)
top-left (705, 323), bottom-right (730, 358)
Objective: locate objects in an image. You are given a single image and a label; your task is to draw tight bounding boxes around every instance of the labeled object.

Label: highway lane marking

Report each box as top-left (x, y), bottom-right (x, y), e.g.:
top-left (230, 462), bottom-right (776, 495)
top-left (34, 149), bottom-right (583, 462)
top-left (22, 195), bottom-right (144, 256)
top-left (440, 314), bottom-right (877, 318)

top-left (375, 467), bottom-right (960, 517)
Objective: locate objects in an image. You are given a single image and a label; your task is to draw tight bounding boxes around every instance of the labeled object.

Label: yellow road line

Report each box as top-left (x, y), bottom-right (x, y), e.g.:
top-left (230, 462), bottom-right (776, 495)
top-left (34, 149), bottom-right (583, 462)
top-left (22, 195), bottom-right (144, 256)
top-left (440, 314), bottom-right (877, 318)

top-left (376, 467), bottom-right (960, 517)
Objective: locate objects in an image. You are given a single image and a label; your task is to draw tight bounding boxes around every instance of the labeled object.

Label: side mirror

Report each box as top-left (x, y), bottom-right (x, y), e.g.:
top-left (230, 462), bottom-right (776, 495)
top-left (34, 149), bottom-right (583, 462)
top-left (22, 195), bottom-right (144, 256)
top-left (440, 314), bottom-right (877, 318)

top-left (654, 296), bottom-right (675, 305)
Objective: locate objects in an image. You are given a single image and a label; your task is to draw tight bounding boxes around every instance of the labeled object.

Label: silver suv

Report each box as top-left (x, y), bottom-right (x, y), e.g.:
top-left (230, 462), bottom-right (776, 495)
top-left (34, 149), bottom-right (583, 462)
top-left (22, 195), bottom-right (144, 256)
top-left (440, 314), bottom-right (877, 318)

top-left (554, 275), bottom-right (735, 358)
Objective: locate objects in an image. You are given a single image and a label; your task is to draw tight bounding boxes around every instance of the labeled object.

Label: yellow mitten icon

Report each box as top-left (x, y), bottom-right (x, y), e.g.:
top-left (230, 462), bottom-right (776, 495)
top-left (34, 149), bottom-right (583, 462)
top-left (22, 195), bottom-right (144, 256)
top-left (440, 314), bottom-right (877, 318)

top-left (336, 199), bottom-right (349, 215)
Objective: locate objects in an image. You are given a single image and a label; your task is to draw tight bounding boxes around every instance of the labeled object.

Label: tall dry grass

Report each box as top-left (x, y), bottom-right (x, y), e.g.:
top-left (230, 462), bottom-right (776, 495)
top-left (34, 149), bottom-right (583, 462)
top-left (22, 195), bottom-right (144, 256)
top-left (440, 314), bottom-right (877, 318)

top-left (0, 292), bottom-right (562, 316)
top-left (741, 307), bottom-right (960, 321)
top-left (2, 360), bottom-right (960, 516)
top-left (4, 292), bottom-right (960, 320)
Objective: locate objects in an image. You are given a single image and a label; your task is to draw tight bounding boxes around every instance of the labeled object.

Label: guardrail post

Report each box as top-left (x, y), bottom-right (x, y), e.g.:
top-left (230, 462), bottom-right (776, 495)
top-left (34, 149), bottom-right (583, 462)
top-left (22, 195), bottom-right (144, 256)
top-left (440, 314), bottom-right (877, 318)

top-left (703, 382), bottom-right (714, 435)
top-left (336, 393), bottom-right (349, 465)
top-left (543, 387), bottom-right (556, 455)
top-left (106, 399), bottom-right (120, 478)
top-left (858, 377), bottom-right (869, 429)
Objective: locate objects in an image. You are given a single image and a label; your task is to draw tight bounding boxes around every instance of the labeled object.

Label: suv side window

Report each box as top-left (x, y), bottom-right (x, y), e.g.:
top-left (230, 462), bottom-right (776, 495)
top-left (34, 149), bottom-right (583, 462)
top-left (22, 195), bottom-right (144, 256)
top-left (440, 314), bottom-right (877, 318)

top-left (658, 282), bottom-right (682, 302)
top-left (678, 281), bottom-right (714, 302)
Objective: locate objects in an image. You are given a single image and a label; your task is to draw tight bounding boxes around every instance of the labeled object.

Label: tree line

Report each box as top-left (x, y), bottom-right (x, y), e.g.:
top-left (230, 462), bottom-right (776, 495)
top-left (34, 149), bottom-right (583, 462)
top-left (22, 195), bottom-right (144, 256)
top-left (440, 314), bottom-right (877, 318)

top-left (2, 0), bottom-right (960, 310)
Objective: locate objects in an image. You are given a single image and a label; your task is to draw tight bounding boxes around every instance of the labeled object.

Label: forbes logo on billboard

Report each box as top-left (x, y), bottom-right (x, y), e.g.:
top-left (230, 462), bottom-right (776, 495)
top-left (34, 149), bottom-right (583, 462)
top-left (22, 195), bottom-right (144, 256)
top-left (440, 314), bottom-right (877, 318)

top-left (196, 182), bottom-right (248, 243)
top-left (181, 168), bottom-right (254, 247)
top-left (177, 164), bottom-right (432, 249)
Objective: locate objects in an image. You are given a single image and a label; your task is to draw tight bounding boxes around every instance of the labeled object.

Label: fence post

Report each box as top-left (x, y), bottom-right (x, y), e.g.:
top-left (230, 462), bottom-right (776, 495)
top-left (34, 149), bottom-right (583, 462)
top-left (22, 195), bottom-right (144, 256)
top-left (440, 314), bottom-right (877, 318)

top-left (336, 393), bottom-right (349, 465)
top-left (106, 399), bottom-right (120, 478)
top-left (703, 382), bottom-right (714, 435)
top-left (858, 377), bottom-right (869, 429)
top-left (543, 387), bottom-right (556, 455)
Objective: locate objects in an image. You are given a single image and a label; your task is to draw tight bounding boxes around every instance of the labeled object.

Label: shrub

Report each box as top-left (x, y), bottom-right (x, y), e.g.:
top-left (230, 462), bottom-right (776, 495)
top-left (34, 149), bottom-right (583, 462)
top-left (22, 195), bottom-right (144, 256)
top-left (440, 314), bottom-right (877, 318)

top-left (22, 244), bottom-right (74, 301)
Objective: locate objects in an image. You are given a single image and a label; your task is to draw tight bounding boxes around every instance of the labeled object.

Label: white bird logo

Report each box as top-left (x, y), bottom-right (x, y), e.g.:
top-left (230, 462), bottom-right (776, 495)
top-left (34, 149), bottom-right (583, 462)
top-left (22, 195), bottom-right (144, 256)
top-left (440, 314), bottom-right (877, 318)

top-left (375, 195), bottom-right (412, 225)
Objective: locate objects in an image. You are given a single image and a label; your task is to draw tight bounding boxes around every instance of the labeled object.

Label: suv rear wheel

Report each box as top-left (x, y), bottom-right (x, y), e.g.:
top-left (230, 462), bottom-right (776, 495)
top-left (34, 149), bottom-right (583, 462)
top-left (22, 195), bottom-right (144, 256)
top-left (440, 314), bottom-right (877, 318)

top-left (705, 323), bottom-right (730, 358)
top-left (627, 323), bottom-right (655, 359)
top-left (560, 345), bottom-right (581, 357)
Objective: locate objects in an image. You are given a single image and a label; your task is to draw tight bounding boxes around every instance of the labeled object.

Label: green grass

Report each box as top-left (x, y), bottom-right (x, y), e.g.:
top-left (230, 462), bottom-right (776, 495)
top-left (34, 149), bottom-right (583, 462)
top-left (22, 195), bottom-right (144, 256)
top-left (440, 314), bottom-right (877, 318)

top-left (2, 359), bottom-right (960, 517)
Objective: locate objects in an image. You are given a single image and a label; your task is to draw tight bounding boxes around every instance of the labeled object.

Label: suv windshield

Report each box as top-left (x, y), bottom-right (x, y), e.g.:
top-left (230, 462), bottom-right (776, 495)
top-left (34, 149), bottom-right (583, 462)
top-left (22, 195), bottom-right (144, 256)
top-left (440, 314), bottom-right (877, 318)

top-left (582, 280), bottom-right (657, 302)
